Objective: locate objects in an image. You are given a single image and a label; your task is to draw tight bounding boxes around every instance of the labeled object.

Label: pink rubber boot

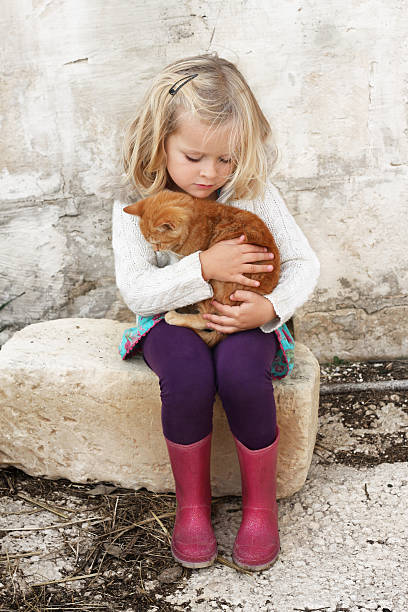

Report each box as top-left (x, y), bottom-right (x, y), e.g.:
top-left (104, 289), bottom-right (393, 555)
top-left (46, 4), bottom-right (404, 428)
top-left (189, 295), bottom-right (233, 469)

top-left (165, 433), bottom-right (218, 568)
top-left (232, 426), bottom-right (280, 571)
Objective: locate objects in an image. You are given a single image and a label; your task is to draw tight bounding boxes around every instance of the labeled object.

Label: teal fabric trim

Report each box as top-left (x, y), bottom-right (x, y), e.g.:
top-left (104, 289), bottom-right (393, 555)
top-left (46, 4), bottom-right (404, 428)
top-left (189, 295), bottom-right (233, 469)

top-left (118, 314), bottom-right (165, 358)
top-left (119, 315), bottom-right (295, 380)
top-left (270, 322), bottom-right (295, 379)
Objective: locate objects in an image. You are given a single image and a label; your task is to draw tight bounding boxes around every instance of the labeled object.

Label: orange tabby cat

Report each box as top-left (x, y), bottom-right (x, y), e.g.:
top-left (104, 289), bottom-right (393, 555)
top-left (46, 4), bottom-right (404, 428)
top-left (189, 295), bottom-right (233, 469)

top-left (124, 189), bottom-right (280, 347)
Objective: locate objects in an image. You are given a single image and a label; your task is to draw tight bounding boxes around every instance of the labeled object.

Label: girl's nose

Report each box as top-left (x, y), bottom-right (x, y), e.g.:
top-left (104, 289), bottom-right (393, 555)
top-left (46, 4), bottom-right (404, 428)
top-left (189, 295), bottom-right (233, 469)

top-left (199, 159), bottom-right (217, 179)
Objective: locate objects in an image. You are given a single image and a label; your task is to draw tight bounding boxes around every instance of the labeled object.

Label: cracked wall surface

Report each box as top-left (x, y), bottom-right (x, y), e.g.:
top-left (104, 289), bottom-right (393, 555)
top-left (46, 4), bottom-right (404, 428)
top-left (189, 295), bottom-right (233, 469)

top-left (1, 0), bottom-right (407, 361)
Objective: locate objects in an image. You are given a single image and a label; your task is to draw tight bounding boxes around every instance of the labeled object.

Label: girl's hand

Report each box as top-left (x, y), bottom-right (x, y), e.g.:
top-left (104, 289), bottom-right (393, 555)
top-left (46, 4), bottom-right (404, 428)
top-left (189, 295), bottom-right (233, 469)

top-left (199, 235), bottom-right (275, 288)
top-left (202, 291), bottom-right (277, 333)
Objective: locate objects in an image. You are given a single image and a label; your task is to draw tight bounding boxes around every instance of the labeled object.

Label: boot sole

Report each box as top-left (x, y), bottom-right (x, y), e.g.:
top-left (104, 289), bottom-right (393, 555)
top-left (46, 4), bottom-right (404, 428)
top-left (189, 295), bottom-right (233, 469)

top-left (172, 547), bottom-right (218, 569)
top-left (232, 550), bottom-right (279, 572)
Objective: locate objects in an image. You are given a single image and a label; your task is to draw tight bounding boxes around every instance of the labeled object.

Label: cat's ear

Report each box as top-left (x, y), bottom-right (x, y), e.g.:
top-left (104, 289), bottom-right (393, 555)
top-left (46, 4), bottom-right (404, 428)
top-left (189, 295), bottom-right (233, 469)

top-left (123, 201), bottom-right (145, 217)
top-left (158, 221), bottom-right (176, 232)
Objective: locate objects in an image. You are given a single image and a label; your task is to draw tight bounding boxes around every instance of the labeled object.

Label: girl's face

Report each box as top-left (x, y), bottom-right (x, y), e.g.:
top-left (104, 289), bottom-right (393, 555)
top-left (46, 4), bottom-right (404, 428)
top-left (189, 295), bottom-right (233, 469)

top-left (164, 112), bottom-right (235, 200)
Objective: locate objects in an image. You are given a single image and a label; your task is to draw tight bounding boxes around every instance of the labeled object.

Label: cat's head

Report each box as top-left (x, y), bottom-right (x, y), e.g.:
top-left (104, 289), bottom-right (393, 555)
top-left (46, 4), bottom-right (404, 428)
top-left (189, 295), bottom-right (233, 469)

top-left (124, 190), bottom-right (194, 252)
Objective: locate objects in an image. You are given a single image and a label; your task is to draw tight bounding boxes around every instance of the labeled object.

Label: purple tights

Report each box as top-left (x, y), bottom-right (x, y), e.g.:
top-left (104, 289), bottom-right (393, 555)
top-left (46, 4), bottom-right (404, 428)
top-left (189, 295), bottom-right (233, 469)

top-left (139, 319), bottom-right (279, 450)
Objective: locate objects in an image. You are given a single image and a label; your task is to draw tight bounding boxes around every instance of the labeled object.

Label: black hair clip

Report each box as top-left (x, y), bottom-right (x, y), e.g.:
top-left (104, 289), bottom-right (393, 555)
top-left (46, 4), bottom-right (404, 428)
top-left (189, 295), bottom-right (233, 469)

top-left (169, 73), bottom-right (198, 95)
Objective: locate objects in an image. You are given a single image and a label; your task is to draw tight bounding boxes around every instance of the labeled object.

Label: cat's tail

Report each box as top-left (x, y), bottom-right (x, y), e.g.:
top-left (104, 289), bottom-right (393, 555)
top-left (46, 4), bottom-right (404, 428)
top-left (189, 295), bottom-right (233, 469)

top-left (193, 329), bottom-right (226, 347)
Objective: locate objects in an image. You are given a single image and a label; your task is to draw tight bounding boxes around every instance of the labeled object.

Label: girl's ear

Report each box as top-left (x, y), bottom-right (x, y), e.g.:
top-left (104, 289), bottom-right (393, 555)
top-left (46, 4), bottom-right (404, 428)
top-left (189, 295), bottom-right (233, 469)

top-left (123, 200), bottom-right (145, 217)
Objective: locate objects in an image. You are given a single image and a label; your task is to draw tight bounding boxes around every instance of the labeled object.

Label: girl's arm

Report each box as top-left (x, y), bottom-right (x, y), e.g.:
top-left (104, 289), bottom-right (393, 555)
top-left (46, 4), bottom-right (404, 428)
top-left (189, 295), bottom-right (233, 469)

top-left (250, 181), bottom-right (320, 332)
top-left (112, 201), bottom-right (214, 316)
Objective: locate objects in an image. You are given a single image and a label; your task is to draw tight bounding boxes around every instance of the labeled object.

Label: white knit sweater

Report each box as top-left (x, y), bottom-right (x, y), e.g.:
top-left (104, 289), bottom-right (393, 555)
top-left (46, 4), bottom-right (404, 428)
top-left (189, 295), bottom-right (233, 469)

top-left (112, 180), bottom-right (320, 334)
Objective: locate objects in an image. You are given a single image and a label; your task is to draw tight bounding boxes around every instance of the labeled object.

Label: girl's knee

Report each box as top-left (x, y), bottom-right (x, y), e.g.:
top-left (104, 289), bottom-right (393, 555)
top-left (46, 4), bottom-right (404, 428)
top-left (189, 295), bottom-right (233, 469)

top-left (162, 368), bottom-right (216, 406)
top-left (159, 342), bottom-right (216, 403)
top-left (160, 367), bottom-right (216, 443)
top-left (215, 341), bottom-right (278, 401)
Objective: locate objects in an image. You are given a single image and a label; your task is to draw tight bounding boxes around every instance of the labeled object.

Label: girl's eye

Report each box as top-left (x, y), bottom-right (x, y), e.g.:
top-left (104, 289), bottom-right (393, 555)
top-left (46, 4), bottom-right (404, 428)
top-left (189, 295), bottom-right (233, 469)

top-left (185, 154), bottom-right (232, 164)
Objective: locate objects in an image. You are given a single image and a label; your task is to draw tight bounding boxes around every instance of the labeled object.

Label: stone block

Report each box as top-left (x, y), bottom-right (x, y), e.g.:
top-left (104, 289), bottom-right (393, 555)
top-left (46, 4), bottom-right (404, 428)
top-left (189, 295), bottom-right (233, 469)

top-left (0, 318), bottom-right (320, 498)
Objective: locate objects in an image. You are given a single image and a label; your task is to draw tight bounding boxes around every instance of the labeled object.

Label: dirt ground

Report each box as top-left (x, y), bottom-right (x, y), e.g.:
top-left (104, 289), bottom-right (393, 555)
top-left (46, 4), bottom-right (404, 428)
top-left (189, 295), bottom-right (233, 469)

top-left (0, 359), bottom-right (407, 611)
top-left (318, 359), bottom-right (408, 467)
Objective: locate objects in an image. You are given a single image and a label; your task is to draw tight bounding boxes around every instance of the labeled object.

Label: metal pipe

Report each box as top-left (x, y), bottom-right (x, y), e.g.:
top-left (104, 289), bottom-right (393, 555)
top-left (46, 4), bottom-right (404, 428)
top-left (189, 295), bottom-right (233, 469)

top-left (319, 379), bottom-right (408, 395)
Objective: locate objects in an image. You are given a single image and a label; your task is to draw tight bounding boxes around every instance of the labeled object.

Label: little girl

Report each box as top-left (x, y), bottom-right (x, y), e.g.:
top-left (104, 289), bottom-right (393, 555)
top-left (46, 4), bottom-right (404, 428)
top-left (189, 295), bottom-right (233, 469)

top-left (112, 54), bottom-right (320, 572)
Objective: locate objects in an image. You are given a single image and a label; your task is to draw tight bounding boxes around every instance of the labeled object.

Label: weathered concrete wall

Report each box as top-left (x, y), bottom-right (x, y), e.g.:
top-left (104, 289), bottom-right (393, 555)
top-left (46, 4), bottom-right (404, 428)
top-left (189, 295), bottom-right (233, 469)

top-left (1, 0), bottom-right (407, 362)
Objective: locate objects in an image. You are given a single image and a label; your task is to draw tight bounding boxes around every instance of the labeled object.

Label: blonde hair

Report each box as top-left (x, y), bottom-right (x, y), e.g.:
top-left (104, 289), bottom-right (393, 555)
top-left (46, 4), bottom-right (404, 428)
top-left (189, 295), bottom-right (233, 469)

top-left (122, 53), bottom-right (277, 202)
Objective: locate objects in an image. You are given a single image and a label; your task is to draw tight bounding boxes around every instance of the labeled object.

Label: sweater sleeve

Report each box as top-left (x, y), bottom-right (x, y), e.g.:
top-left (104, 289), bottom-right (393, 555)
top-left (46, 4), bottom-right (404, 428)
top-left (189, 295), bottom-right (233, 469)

top-left (112, 200), bottom-right (214, 317)
top-left (252, 181), bottom-right (320, 333)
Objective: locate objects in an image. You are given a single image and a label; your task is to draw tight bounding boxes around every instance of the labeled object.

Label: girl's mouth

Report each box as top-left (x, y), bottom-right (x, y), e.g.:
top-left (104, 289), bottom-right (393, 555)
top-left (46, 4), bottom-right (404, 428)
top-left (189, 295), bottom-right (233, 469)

top-left (195, 184), bottom-right (214, 189)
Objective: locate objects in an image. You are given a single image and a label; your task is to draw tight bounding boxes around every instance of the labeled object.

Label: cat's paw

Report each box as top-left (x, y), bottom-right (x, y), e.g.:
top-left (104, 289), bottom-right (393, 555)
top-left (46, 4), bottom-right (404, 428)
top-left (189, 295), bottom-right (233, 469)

top-left (164, 310), bottom-right (179, 325)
